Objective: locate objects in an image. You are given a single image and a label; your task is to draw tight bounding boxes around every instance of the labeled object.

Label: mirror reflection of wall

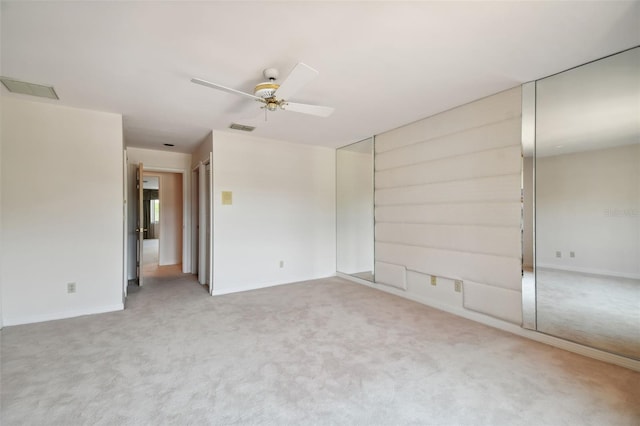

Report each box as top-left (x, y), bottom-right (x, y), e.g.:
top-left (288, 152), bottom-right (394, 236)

top-left (336, 137), bottom-right (375, 281)
top-left (531, 47), bottom-right (640, 360)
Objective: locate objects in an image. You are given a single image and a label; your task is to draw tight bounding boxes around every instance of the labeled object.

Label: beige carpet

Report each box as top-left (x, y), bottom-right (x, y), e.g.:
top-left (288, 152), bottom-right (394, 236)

top-left (2, 274), bottom-right (639, 425)
top-left (536, 268), bottom-right (640, 360)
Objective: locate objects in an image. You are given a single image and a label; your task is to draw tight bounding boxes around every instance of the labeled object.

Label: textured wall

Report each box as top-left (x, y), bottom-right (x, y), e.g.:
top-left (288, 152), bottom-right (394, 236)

top-left (374, 88), bottom-right (523, 324)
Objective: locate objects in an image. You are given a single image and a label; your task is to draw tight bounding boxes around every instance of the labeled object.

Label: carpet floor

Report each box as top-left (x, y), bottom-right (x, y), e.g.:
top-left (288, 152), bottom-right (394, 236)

top-left (1, 274), bottom-right (639, 425)
top-left (536, 268), bottom-right (640, 359)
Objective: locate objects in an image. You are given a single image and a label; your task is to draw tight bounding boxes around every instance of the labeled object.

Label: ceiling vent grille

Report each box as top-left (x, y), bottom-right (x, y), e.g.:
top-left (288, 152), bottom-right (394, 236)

top-left (0, 77), bottom-right (59, 99)
top-left (229, 123), bottom-right (255, 132)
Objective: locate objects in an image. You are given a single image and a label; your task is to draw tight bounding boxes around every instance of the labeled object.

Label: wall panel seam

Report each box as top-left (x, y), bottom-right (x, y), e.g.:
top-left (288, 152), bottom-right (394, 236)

top-left (375, 200), bottom-right (520, 207)
top-left (375, 172), bottom-right (521, 191)
top-left (375, 241), bottom-right (521, 259)
top-left (375, 220), bottom-right (521, 229)
top-left (375, 199), bottom-right (520, 207)
top-left (375, 116), bottom-right (521, 154)
top-left (375, 141), bottom-right (521, 172)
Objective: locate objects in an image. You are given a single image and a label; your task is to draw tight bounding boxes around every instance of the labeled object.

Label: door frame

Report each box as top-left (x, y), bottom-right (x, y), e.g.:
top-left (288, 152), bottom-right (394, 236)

top-left (124, 161), bottom-right (191, 299)
top-left (143, 167), bottom-right (186, 270)
top-left (192, 156), bottom-right (214, 294)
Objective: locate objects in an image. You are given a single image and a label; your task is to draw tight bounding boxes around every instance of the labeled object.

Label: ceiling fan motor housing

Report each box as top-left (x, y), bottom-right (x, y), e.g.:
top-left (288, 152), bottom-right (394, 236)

top-left (254, 82), bottom-right (280, 99)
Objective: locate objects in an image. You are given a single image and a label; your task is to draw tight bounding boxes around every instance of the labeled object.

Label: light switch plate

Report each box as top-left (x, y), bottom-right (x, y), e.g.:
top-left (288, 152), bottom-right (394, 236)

top-left (222, 191), bottom-right (232, 205)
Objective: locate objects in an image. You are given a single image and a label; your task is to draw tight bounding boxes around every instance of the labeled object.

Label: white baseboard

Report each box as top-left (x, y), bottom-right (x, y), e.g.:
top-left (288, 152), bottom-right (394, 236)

top-left (537, 263), bottom-right (640, 280)
top-left (337, 273), bottom-right (640, 372)
top-left (336, 272), bottom-right (374, 286)
top-left (3, 303), bottom-right (124, 327)
top-left (212, 274), bottom-right (337, 297)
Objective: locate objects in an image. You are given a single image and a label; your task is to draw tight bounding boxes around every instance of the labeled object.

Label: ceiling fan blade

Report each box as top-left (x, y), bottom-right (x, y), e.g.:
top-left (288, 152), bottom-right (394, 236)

top-left (191, 77), bottom-right (263, 101)
top-left (283, 102), bottom-right (334, 117)
top-left (274, 63), bottom-right (319, 100)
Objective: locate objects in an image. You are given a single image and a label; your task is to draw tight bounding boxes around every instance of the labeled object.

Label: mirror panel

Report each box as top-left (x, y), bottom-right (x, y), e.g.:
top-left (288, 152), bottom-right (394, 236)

top-left (525, 47), bottom-right (640, 359)
top-left (336, 137), bottom-right (375, 281)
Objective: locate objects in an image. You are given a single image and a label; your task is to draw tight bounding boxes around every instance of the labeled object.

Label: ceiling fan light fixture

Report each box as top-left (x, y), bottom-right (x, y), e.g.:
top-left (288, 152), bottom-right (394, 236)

top-left (266, 102), bottom-right (278, 111)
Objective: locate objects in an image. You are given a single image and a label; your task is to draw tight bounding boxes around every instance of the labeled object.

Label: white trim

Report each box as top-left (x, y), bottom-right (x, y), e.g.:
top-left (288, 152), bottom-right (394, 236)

top-left (208, 153), bottom-right (214, 295)
top-left (122, 149), bottom-right (128, 300)
top-left (198, 163), bottom-right (207, 284)
top-left (143, 166), bottom-right (191, 274)
top-left (337, 272), bottom-right (376, 286)
top-left (143, 166), bottom-right (184, 174)
top-left (212, 275), bottom-right (337, 297)
top-left (338, 273), bottom-right (640, 372)
top-left (191, 168), bottom-right (199, 275)
top-left (3, 304), bottom-right (125, 327)
top-left (537, 263), bottom-right (640, 280)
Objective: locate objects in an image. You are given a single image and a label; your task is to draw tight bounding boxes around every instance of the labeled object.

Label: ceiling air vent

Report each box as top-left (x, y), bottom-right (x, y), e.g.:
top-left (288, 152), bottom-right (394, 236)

top-left (0, 77), bottom-right (59, 100)
top-left (229, 123), bottom-right (255, 132)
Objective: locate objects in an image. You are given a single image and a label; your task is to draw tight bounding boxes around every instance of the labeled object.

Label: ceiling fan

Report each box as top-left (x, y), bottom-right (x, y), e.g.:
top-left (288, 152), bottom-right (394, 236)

top-left (191, 62), bottom-right (334, 118)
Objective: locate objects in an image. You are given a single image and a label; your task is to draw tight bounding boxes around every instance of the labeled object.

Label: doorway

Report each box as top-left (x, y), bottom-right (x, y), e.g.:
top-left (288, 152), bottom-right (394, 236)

top-left (143, 171), bottom-right (183, 278)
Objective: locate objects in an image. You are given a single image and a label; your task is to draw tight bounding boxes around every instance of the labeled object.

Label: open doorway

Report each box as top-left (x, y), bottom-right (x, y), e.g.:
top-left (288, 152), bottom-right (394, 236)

top-left (142, 171), bottom-right (183, 278)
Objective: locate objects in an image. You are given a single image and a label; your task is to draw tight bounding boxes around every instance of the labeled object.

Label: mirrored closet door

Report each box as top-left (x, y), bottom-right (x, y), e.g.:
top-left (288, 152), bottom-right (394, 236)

top-left (522, 47), bottom-right (640, 360)
top-left (336, 137), bottom-right (375, 282)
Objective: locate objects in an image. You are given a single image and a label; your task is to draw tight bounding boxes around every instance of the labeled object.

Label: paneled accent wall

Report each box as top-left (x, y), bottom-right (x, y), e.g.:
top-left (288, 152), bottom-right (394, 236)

top-left (374, 87), bottom-right (523, 324)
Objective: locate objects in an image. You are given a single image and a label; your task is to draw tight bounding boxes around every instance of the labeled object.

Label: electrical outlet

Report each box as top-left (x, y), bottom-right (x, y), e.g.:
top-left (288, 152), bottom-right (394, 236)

top-left (430, 275), bottom-right (437, 286)
top-left (67, 282), bottom-right (76, 294)
top-left (454, 280), bottom-right (463, 293)
top-left (570, 251), bottom-right (575, 258)
top-left (279, 260), bottom-right (284, 268)
top-left (555, 251), bottom-right (562, 258)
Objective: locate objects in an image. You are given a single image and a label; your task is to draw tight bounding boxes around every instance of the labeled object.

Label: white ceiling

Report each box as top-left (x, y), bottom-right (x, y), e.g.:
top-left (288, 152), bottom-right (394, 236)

top-left (143, 175), bottom-right (159, 190)
top-left (2, 1), bottom-right (639, 153)
top-left (536, 47), bottom-right (639, 157)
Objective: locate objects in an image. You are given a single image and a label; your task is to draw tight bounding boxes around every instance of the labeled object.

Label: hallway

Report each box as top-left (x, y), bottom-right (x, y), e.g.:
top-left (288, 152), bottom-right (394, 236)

top-left (142, 238), bottom-right (182, 278)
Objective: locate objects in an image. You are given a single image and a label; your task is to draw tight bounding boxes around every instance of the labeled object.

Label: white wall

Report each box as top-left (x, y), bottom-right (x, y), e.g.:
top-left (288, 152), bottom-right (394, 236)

top-left (211, 131), bottom-right (335, 294)
top-left (192, 131), bottom-right (213, 167)
top-left (336, 148), bottom-right (374, 274)
top-left (1, 98), bottom-right (124, 325)
top-left (373, 87), bottom-right (523, 324)
top-left (125, 147), bottom-right (191, 277)
top-left (144, 172), bottom-right (183, 266)
top-left (536, 144), bottom-right (640, 278)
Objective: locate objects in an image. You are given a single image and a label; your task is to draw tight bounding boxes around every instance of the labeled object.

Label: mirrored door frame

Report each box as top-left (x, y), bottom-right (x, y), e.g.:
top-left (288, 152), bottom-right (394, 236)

top-left (336, 136), bottom-right (376, 282)
top-left (521, 47), bottom-right (640, 361)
